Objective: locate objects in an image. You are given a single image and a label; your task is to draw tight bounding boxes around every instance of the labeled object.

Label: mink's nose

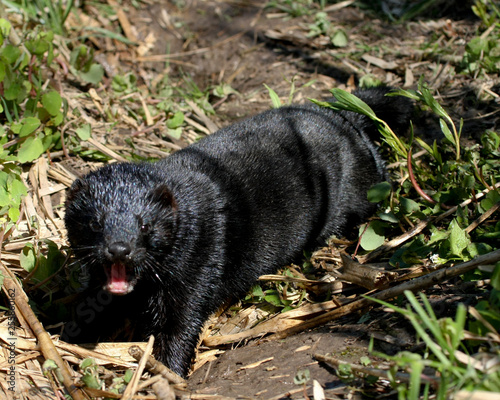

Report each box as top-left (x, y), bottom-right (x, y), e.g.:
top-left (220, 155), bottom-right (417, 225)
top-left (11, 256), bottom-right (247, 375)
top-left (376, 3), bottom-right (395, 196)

top-left (107, 242), bottom-right (132, 261)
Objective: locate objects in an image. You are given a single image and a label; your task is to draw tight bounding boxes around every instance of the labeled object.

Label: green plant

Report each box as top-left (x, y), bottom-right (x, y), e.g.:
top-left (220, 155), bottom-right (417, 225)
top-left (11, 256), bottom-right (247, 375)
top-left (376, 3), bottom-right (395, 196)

top-left (0, 19), bottom-right (67, 225)
top-left (307, 11), bottom-right (348, 47)
top-left (311, 82), bottom-right (497, 260)
top-left (462, 36), bottom-right (500, 75)
top-left (394, 83), bottom-right (462, 159)
top-left (2, 0), bottom-right (74, 35)
top-left (308, 83), bottom-right (499, 395)
top-left (368, 291), bottom-right (500, 398)
top-left (472, 0), bottom-right (500, 27)
top-left (69, 44), bottom-right (104, 84)
top-left (311, 88), bottom-right (408, 157)
top-left (469, 261), bottom-right (500, 335)
top-left (265, 0), bottom-right (315, 18)
top-left (244, 278), bottom-right (305, 313)
top-left (263, 77), bottom-right (316, 108)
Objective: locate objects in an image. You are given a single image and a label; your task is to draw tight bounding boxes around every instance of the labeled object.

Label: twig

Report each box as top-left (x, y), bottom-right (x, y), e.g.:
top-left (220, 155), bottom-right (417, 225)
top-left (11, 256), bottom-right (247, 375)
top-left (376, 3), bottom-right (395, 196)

top-left (465, 200), bottom-right (500, 234)
top-left (128, 345), bottom-right (185, 385)
top-left (86, 137), bottom-right (128, 162)
top-left (265, 249), bottom-right (500, 342)
top-left (359, 182), bottom-right (500, 264)
top-left (0, 262), bottom-right (84, 399)
top-left (122, 335), bottom-right (155, 400)
top-left (339, 254), bottom-right (398, 290)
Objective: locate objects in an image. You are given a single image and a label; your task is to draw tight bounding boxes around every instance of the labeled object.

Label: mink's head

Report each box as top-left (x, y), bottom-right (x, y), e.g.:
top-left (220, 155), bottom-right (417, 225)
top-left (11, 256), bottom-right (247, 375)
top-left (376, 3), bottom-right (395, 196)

top-left (64, 162), bottom-right (177, 295)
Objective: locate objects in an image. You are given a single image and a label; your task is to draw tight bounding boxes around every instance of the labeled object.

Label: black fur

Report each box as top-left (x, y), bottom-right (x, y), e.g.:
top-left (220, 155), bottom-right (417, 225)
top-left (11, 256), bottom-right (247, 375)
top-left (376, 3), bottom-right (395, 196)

top-left (64, 87), bottom-right (413, 376)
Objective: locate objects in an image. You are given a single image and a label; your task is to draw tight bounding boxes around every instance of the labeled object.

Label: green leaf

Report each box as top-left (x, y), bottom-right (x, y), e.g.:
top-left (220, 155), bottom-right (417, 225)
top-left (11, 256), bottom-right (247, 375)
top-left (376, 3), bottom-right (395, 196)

top-left (465, 37), bottom-right (490, 59)
top-left (480, 190), bottom-right (500, 211)
top-left (166, 111), bottom-right (184, 129)
top-left (359, 221), bottom-right (386, 251)
top-left (0, 18), bottom-right (12, 39)
top-left (0, 44), bottom-right (21, 64)
top-left (20, 244), bottom-right (36, 272)
top-left (17, 136), bottom-right (45, 163)
top-left (293, 369), bottom-right (310, 385)
top-left (26, 36), bottom-right (50, 56)
top-left (167, 128), bottom-right (182, 140)
top-left (8, 205), bottom-right (20, 221)
top-left (81, 372), bottom-right (102, 389)
top-left (439, 118), bottom-right (455, 146)
top-left (379, 211), bottom-right (399, 223)
top-left (9, 177), bottom-right (27, 202)
top-left (251, 285), bottom-right (264, 298)
top-left (75, 124), bottom-right (91, 140)
top-left (42, 90), bottom-right (62, 116)
top-left (51, 111), bottom-right (64, 126)
top-left (400, 197), bottom-right (420, 214)
top-left (429, 226), bottom-right (449, 244)
top-left (80, 358), bottom-right (96, 370)
top-left (0, 61), bottom-right (6, 82)
top-left (367, 181), bottom-right (391, 203)
top-left (331, 29), bottom-right (348, 47)
top-left (328, 88), bottom-right (378, 119)
top-left (0, 188), bottom-right (9, 208)
top-left (123, 369), bottom-right (134, 383)
top-left (264, 290), bottom-right (282, 306)
top-left (263, 84), bottom-right (282, 108)
top-left (448, 219), bottom-right (470, 258)
top-left (79, 63), bottom-right (104, 84)
top-left (213, 83), bottom-right (237, 98)
top-left (491, 263), bottom-right (500, 291)
top-left (4, 81), bottom-right (23, 101)
top-left (19, 117), bottom-right (41, 137)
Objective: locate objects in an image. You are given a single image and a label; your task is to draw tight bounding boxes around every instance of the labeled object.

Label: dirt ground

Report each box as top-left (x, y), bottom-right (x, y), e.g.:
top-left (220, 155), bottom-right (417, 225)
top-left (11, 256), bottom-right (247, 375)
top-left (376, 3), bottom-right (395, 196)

top-left (107, 1), bottom-right (496, 398)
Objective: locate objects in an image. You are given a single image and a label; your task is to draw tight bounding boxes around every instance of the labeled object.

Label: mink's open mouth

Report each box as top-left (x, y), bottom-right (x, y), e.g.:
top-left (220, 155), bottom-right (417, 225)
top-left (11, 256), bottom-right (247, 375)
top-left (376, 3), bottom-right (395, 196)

top-left (104, 262), bottom-right (135, 295)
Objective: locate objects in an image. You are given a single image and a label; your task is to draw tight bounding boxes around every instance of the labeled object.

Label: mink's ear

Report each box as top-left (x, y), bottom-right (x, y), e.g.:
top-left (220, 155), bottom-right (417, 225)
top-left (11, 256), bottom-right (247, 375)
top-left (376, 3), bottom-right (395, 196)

top-left (150, 185), bottom-right (177, 211)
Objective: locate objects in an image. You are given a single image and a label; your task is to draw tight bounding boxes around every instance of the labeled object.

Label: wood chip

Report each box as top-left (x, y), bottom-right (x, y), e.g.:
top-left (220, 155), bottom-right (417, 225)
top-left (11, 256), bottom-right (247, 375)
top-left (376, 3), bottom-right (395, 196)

top-left (236, 357), bottom-right (273, 371)
top-left (362, 54), bottom-right (398, 70)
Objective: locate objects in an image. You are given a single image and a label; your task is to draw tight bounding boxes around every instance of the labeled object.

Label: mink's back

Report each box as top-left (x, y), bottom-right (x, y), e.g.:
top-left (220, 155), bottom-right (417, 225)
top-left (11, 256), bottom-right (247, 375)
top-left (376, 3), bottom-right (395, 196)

top-left (151, 88), bottom-right (412, 299)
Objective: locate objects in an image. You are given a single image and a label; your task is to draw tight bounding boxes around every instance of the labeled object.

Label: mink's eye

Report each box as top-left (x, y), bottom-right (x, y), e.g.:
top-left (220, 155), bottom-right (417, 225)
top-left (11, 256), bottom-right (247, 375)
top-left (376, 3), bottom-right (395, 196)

top-left (89, 218), bottom-right (102, 232)
top-left (137, 215), bottom-right (151, 234)
top-left (140, 223), bottom-right (151, 234)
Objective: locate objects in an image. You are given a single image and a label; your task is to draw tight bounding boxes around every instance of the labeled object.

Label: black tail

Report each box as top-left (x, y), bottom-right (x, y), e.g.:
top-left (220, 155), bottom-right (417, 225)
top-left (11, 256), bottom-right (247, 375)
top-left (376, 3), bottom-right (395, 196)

top-left (353, 86), bottom-right (414, 138)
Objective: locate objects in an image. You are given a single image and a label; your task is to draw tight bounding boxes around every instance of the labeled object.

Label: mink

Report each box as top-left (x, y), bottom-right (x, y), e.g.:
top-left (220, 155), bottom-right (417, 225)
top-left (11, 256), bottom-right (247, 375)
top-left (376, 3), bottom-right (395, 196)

top-left (63, 87), bottom-right (413, 377)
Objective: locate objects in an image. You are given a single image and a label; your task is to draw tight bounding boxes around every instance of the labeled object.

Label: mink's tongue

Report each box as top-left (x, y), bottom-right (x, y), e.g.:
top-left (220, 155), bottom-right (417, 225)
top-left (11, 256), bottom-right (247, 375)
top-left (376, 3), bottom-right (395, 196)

top-left (105, 263), bottom-right (132, 295)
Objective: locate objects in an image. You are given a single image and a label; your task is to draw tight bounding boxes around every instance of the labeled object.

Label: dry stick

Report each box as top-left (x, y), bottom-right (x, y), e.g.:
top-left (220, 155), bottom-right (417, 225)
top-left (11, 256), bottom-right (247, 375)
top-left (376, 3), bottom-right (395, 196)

top-left (0, 228), bottom-right (33, 337)
top-left (122, 335), bottom-right (155, 400)
top-left (358, 182), bottom-right (500, 264)
top-left (0, 263), bottom-right (84, 400)
top-left (465, 200), bottom-right (500, 234)
top-left (266, 249), bottom-right (500, 342)
top-left (151, 378), bottom-right (176, 400)
top-left (128, 346), bottom-right (185, 385)
top-left (86, 137), bottom-right (128, 162)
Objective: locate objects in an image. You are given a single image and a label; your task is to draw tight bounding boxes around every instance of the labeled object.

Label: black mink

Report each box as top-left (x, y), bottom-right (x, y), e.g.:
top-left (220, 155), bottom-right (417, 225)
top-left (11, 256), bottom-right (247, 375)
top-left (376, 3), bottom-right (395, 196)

top-left (63, 87), bottom-right (413, 377)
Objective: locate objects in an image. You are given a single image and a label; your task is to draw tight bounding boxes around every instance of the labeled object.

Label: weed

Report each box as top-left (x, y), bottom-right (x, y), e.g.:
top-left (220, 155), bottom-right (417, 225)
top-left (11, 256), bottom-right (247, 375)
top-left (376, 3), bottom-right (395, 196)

top-left (2, 0), bottom-right (74, 35)
top-left (368, 290), bottom-right (500, 398)
top-left (310, 81), bottom-right (499, 396)
top-left (0, 18), bottom-right (66, 225)
top-left (472, 0), bottom-right (500, 27)
top-left (265, 0), bottom-right (316, 18)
